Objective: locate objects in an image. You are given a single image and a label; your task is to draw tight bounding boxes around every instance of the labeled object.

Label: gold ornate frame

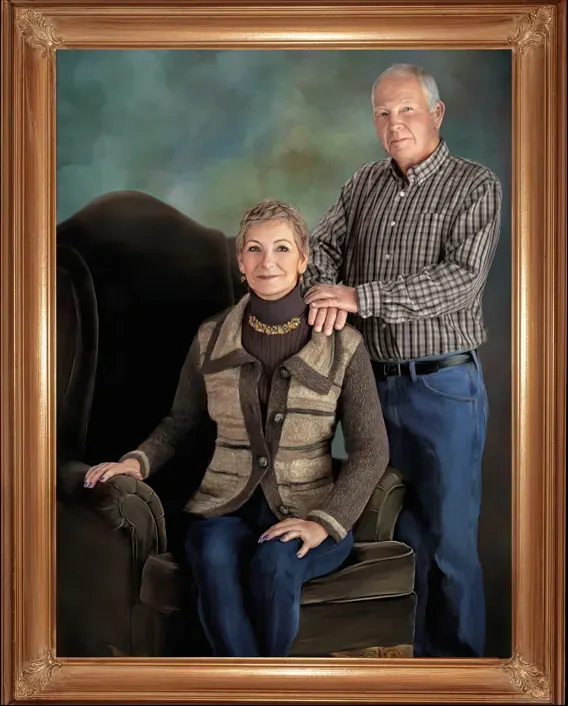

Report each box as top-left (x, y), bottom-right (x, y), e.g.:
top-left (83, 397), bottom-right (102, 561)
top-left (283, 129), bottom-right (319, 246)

top-left (1, 0), bottom-right (565, 703)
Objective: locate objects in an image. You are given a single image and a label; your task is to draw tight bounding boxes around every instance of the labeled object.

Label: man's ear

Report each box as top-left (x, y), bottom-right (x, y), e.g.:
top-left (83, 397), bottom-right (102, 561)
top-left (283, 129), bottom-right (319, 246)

top-left (434, 100), bottom-right (446, 129)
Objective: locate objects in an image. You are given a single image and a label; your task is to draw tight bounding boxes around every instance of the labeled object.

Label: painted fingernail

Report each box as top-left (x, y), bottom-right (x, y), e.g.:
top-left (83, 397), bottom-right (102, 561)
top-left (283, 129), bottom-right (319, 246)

top-left (101, 476), bottom-right (106, 481)
top-left (88, 482), bottom-right (92, 487)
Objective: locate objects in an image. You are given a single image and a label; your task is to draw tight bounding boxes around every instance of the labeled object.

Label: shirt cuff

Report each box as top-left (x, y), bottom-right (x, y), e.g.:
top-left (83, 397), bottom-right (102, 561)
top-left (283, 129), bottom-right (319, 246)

top-left (355, 283), bottom-right (378, 319)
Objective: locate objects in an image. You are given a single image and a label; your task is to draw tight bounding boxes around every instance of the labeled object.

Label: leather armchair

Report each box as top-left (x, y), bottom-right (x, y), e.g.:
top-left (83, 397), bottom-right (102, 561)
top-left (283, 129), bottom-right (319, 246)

top-left (56, 191), bottom-right (416, 658)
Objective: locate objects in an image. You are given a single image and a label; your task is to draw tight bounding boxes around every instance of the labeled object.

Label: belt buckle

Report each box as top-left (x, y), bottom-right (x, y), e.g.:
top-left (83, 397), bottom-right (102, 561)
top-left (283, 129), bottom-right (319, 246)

top-left (384, 362), bottom-right (401, 377)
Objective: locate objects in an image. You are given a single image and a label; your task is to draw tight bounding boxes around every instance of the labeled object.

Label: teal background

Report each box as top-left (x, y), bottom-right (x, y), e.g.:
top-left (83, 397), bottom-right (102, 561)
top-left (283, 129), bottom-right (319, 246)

top-left (56, 49), bottom-right (512, 657)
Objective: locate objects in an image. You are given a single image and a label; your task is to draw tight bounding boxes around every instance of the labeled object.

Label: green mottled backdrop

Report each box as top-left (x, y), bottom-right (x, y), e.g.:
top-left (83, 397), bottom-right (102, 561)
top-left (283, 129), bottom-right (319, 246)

top-left (56, 49), bottom-right (512, 657)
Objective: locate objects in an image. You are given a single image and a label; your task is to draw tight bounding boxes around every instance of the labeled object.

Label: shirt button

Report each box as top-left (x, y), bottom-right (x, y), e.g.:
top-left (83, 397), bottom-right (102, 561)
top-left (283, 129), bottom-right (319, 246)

top-left (390, 221), bottom-right (396, 226)
top-left (399, 191), bottom-right (406, 197)
top-left (280, 366), bottom-right (291, 378)
top-left (279, 505), bottom-right (290, 515)
top-left (385, 253), bottom-right (391, 260)
top-left (274, 413), bottom-right (285, 423)
top-left (258, 456), bottom-right (269, 468)
top-left (382, 323), bottom-right (388, 329)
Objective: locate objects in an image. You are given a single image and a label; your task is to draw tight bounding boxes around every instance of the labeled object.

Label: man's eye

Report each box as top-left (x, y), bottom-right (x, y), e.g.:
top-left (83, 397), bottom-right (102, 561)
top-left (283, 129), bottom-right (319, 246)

top-left (402, 106), bottom-right (413, 112)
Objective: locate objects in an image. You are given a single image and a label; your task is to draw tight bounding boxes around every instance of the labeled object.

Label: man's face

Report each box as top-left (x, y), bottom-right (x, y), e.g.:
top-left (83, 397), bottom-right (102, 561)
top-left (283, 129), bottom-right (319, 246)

top-left (372, 75), bottom-right (445, 171)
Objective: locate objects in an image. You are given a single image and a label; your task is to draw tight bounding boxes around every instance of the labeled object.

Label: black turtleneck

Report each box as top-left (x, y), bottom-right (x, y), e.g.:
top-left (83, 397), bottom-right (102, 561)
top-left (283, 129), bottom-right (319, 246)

top-left (241, 282), bottom-right (311, 421)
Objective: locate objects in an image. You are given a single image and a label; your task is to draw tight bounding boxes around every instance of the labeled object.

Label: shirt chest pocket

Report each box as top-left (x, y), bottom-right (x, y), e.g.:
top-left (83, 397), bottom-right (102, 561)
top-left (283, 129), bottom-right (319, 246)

top-left (388, 212), bottom-right (449, 273)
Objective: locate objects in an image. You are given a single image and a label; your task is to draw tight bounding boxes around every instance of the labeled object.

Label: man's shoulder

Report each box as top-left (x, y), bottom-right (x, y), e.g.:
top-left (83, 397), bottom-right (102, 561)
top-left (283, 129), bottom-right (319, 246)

top-left (351, 158), bottom-right (391, 182)
top-left (446, 153), bottom-right (501, 187)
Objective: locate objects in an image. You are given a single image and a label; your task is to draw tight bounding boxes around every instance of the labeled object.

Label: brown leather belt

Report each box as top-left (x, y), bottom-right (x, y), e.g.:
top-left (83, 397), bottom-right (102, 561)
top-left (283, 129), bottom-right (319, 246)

top-left (371, 351), bottom-right (474, 381)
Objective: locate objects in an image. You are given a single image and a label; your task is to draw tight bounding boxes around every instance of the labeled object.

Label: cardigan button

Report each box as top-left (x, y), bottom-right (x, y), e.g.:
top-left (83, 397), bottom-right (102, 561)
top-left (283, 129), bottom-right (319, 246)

top-left (258, 456), bottom-right (269, 468)
top-left (279, 505), bottom-right (290, 515)
top-left (280, 366), bottom-right (291, 378)
top-left (273, 413), bottom-right (285, 424)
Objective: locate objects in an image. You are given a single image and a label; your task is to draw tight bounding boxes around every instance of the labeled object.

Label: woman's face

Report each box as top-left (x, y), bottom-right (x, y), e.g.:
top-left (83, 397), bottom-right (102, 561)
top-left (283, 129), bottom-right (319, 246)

top-left (238, 220), bottom-right (308, 301)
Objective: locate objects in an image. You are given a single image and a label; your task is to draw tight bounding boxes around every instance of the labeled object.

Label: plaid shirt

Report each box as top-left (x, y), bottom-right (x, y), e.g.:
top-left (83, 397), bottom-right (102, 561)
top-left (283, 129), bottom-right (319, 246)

top-left (304, 139), bottom-right (502, 362)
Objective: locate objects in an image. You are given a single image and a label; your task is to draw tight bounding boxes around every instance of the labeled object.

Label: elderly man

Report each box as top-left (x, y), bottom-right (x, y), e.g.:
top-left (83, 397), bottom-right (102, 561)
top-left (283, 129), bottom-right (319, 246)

top-left (303, 63), bottom-right (502, 658)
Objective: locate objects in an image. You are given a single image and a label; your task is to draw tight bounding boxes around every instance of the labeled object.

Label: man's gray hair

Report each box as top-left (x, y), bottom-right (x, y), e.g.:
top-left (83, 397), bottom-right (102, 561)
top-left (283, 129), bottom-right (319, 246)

top-left (371, 64), bottom-right (441, 111)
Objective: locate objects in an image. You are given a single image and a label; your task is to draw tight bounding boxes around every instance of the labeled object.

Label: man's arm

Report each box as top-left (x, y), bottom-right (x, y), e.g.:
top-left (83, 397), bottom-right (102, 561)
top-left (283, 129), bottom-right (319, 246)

top-left (303, 175), bottom-right (356, 291)
top-left (355, 176), bottom-right (502, 322)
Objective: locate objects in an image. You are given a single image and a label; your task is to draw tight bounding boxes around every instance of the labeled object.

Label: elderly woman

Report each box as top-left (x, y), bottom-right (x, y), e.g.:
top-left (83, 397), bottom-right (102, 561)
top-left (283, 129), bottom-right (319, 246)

top-left (84, 199), bottom-right (389, 658)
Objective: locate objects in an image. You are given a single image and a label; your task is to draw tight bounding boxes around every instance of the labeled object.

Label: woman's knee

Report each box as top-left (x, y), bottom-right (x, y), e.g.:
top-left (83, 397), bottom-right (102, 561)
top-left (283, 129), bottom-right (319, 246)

top-left (251, 539), bottom-right (303, 581)
top-left (185, 518), bottom-right (237, 568)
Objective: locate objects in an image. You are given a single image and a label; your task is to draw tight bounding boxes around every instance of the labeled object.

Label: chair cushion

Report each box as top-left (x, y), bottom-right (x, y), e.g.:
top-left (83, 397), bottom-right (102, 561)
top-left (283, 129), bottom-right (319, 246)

top-left (300, 541), bottom-right (414, 605)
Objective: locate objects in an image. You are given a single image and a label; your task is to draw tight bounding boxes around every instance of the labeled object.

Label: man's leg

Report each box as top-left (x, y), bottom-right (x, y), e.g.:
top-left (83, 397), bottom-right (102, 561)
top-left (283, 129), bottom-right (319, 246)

top-left (378, 358), bottom-right (487, 657)
top-left (184, 516), bottom-right (260, 657)
top-left (248, 532), bottom-right (354, 656)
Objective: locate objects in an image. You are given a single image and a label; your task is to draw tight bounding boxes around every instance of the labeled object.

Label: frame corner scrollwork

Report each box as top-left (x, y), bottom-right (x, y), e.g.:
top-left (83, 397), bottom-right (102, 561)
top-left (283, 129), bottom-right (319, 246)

top-left (501, 653), bottom-right (551, 701)
top-left (507, 6), bottom-right (554, 54)
top-left (15, 8), bottom-right (62, 58)
top-left (15, 649), bottom-right (62, 699)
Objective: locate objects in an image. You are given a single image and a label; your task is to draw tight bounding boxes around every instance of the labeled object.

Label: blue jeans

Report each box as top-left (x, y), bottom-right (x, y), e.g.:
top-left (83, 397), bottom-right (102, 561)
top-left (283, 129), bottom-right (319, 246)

top-left (184, 488), bottom-right (354, 657)
top-left (375, 352), bottom-right (487, 658)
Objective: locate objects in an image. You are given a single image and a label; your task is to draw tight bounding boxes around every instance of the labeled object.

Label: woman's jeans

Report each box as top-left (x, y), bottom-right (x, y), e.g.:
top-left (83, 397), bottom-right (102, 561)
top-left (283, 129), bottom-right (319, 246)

top-left (184, 488), bottom-right (354, 657)
top-left (374, 352), bottom-right (488, 658)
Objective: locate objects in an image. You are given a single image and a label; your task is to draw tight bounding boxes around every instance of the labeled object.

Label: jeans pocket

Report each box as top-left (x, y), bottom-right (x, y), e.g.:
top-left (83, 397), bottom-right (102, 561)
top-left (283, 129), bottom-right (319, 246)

top-left (417, 363), bottom-right (478, 402)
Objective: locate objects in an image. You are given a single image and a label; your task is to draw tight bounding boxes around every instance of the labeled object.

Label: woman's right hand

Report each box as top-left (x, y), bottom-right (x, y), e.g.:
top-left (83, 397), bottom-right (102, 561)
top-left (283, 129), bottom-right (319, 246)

top-left (83, 458), bottom-right (143, 488)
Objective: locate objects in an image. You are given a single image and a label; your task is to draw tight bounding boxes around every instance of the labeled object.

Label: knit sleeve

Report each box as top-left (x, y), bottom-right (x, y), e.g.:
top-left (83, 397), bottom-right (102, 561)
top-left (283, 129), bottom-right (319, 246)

top-left (307, 339), bottom-right (389, 541)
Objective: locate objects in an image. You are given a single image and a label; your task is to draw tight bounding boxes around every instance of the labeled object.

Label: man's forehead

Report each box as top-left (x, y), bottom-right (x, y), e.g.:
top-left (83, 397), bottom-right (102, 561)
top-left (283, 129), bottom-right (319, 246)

top-left (374, 77), bottom-right (426, 104)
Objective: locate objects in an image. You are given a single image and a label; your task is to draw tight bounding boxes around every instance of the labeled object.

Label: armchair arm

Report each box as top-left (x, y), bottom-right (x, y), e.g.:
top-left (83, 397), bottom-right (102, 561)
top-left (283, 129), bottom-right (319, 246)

top-left (58, 460), bottom-right (167, 563)
top-left (353, 466), bottom-right (405, 543)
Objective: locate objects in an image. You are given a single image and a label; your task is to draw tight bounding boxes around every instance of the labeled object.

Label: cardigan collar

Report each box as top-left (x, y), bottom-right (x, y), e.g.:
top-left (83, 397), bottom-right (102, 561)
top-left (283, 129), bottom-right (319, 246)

top-left (201, 294), bottom-right (335, 393)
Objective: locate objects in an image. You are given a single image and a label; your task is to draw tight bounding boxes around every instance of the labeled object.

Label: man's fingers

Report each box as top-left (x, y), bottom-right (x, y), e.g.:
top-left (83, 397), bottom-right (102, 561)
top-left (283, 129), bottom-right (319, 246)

top-left (335, 308), bottom-right (349, 330)
top-left (313, 307), bottom-right (329, 333)
top-left (308, 303), bottom-right (318, 326)
top-left (323, 308), bottom-right (338, 336)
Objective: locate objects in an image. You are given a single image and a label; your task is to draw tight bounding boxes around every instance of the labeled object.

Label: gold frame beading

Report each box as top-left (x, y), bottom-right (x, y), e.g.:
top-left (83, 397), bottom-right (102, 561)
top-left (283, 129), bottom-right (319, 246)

top-left (1, 1), bottom-right (565, 703)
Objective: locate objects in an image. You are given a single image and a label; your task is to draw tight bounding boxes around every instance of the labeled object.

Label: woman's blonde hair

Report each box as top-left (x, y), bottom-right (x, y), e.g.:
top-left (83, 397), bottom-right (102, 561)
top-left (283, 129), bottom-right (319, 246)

top-left (236, 199), bottom-right (309, 258)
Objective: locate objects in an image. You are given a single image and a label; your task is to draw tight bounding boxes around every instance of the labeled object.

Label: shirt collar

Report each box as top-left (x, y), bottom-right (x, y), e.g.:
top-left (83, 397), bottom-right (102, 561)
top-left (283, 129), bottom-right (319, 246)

top-left (389, 138), bottom-right (450, 185)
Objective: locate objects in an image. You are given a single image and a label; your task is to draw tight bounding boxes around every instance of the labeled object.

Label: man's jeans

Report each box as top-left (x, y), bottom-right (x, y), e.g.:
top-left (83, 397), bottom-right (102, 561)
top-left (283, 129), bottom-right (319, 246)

top-left (184, 489), bottom-right (354, 657)
top-left (375, 352), bottom-right (487, 658)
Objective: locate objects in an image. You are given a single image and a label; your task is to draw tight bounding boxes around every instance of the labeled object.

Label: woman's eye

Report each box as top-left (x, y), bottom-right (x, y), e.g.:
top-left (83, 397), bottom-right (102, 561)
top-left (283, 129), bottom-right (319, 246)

top-left (247, 246), bottom-right (260, 252)
top-left (277, 246), bottom-right (290, 252)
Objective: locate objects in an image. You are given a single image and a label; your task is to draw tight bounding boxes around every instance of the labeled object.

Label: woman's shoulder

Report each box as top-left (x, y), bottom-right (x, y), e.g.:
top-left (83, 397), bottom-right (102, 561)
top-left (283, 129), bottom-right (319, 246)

top-left (334, 322), bottom-right (364, 347)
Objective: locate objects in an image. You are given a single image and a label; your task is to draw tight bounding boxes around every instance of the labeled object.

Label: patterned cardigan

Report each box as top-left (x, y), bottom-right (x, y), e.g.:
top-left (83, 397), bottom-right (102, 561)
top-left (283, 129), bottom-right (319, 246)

top-left (122, 295), bottom-right (389, 541)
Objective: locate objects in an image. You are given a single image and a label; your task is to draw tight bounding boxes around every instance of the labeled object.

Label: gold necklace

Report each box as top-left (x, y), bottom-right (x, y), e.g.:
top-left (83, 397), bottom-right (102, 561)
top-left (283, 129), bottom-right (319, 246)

top-left (248, 314), bottom-right (301, 335)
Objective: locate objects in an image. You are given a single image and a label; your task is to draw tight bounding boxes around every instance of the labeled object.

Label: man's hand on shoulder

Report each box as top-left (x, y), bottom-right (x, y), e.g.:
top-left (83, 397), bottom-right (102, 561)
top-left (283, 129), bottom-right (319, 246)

top-left (304, 284), bottom-right (358, 336)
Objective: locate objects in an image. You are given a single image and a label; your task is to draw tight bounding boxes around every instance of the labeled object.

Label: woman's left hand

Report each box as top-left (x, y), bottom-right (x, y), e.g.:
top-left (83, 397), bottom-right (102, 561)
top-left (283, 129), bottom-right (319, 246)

top-left (259, 519), bottom-right (329, 558)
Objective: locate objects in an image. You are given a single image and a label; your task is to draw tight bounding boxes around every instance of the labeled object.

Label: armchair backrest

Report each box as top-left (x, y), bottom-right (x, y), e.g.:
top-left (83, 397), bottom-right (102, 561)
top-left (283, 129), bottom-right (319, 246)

top-left (56, 190), bottom-right (240, 505)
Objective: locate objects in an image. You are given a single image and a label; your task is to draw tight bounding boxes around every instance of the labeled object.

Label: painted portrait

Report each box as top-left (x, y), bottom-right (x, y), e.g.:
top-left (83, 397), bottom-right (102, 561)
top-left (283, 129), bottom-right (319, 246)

top-left (2, 2), bottom-right (564, 704)
top-left (55, 48), bottom-right (512, 661)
